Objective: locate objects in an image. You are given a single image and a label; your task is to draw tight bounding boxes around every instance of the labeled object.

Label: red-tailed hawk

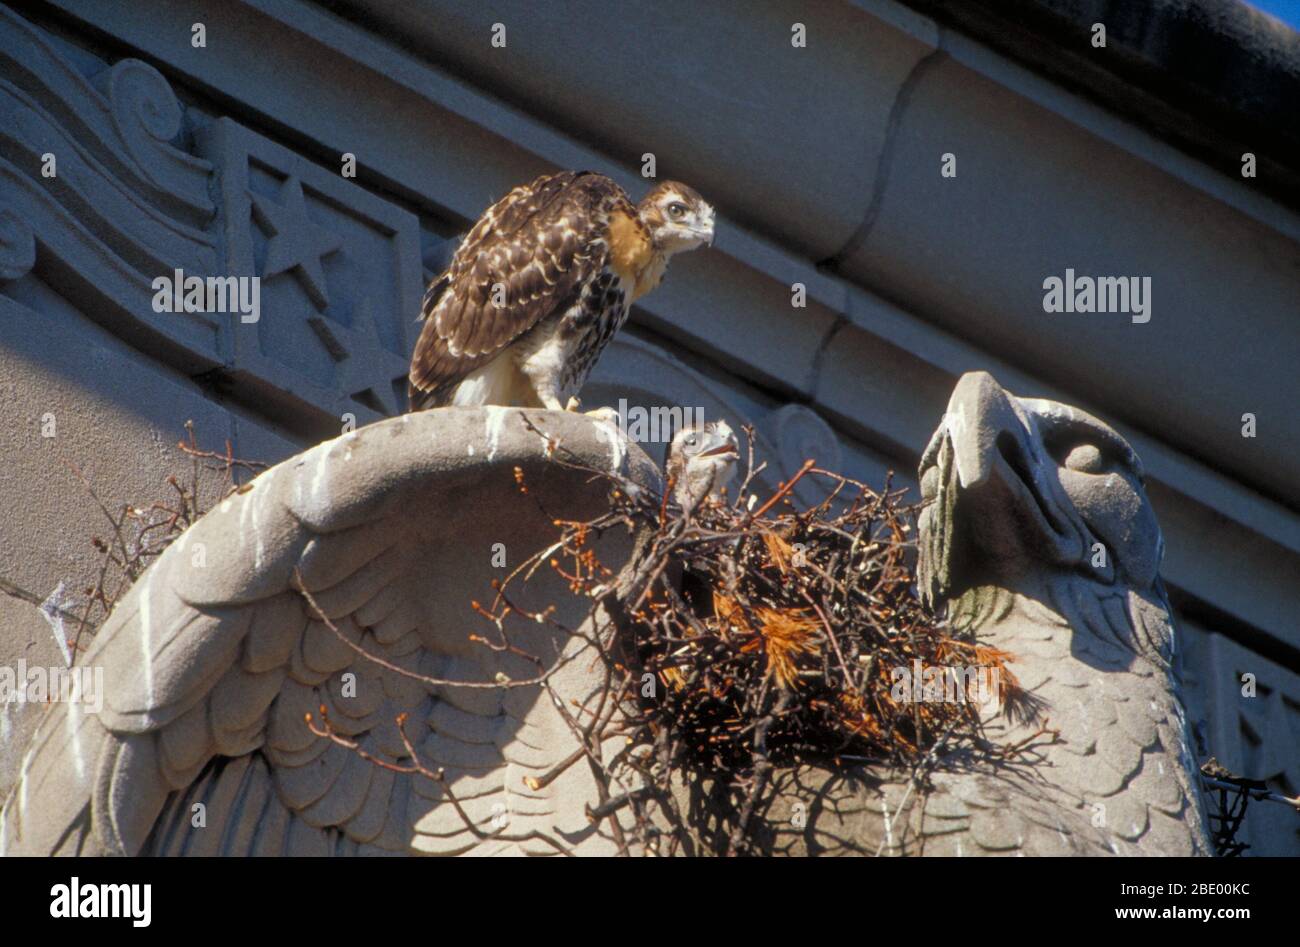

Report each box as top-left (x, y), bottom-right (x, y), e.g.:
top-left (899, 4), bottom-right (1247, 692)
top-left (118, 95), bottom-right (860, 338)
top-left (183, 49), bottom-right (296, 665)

top-left (666, 420), bottom-right (738, 511)
top-left (408, 171), bottom-right (714, 411)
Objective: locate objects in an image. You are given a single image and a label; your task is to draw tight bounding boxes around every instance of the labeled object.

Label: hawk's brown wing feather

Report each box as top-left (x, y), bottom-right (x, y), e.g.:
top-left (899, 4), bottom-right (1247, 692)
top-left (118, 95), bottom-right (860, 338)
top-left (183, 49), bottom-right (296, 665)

top-left (407, 171), bottom-right (625, 410)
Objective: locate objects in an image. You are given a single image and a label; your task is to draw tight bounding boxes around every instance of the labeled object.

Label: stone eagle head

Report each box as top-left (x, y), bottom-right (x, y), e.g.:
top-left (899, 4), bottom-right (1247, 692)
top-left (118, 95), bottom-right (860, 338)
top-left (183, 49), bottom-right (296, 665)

top-left (917, 371), bottom-right (1174, 666)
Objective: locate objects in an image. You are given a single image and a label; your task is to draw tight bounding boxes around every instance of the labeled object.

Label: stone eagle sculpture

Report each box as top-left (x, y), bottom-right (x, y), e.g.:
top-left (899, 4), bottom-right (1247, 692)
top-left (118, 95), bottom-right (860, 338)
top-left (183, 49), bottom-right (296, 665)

top-left (758, 372), bottom-right (1211, 855)
top-left (1, 375), bottom-right (1210, 856)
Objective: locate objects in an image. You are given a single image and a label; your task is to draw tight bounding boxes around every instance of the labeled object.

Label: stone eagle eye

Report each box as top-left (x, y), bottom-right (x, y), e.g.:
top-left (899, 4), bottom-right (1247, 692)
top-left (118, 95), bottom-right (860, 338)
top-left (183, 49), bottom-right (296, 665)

top-left (1042, 422), bottom-right (1128, 477)
top-left (1061, 442), bottom-right (1107, 474)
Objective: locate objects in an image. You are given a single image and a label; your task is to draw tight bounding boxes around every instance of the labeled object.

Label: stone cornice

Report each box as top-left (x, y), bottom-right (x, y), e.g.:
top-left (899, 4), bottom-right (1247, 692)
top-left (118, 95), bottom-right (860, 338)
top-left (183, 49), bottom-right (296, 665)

top-left (19, 0), bottom-right (1300, 650)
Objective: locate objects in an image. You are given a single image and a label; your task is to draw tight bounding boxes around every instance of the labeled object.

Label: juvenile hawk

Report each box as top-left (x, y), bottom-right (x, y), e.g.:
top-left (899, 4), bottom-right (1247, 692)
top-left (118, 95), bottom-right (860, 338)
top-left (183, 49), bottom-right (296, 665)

top-left (666, 420), bottom-right (739, 511)
top-left (408, 171), bottom-right (714, 411)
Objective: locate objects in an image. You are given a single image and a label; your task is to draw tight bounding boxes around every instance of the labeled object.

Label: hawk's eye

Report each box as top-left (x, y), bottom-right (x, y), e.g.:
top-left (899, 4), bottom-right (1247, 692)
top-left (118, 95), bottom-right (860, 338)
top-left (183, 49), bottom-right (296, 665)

top-left (667, 202), bottom-right (687, 220)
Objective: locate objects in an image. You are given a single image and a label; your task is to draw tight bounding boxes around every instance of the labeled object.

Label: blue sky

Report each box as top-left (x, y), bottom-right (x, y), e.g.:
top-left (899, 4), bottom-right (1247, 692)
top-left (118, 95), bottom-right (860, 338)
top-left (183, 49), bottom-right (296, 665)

top-left (1244, 0), bottom-right (1300, 31)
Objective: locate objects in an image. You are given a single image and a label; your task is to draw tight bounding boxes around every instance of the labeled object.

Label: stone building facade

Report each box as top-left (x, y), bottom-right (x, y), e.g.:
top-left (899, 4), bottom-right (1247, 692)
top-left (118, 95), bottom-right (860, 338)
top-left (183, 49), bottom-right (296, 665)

top-left (0, 0), bottom-right (1296, 853)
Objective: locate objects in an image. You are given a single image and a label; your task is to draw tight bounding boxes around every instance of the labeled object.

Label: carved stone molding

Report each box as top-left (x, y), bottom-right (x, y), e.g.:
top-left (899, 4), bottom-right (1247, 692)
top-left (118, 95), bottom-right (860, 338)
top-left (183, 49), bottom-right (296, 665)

top-left (0, 5), bottom-right (220, 366)
top-left (1183, 628), bottom-right (1300, 855)
top-left (0, 6), bottom-right (425, 430)
top-left (198, 118), bottom-right (421, 424)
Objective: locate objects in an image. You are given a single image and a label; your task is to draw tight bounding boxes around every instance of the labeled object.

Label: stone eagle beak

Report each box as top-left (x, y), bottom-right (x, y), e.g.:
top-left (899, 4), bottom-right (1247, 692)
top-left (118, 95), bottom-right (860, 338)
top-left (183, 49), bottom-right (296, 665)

top-left (919, 372), bottom-right (1095, 603)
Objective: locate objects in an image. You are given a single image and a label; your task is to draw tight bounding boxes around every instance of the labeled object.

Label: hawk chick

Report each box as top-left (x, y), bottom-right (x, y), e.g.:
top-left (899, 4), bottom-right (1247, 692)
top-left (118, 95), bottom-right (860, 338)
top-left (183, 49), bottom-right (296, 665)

top-left (409, 171), bottom-right (714, 411)
top-left (666, 420), bottom-right (739, 512)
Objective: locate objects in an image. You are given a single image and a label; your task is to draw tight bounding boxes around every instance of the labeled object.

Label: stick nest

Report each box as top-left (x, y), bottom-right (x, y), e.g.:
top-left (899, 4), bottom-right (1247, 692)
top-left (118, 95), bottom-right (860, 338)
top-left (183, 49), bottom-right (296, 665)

top-left (487, 422), bottom-right (1025, 853)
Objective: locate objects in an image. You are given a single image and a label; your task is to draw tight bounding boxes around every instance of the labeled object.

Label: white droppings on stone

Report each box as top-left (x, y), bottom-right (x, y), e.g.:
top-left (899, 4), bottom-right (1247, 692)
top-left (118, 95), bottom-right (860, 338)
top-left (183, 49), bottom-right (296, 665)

top-left (881, 798), bottom-right (895, 852)
top-left (66, 700), bottom-right (85, 783)
top-left (593, 416), bottom-right (626, 472)
top-left (1022, 398), bottom-right (1078, 425)
top-left (484, 406), bottom-right (512, 462)
top-left (467, 444), bottom-right (476, 456)
top-left (38, 582), bottom-right (73, 667)
top-left (239, 484), bottom-right (254, 558)
top-left (945, 405), bottom-right (976, 489)
top-left (303, 441), bottom-right (333, 518)
top-left (17, 757), bottom-right (26, 841)
top-left (249, 467), bottom-right (276, 572)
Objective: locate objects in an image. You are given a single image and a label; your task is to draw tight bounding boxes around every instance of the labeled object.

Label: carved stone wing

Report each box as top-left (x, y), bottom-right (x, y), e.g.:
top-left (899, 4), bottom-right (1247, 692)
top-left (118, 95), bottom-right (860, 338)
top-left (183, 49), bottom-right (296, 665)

top-left (1, 408), bottom-right (656, 856)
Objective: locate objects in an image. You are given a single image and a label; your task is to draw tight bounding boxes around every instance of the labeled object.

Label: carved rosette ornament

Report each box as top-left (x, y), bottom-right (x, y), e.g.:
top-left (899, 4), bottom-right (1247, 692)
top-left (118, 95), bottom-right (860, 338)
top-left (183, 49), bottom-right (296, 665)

top-left (763, 404), bottom-right (843, 506)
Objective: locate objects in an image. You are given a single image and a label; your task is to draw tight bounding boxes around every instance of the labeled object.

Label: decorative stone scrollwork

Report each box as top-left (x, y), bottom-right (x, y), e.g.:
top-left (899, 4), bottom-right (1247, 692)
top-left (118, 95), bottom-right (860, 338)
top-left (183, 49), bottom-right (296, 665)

top-left (1183, 629), bottom-right (1300, 855)
top-left (102, 59), bottom-right (212, 228)
top-left (0, 6), bottom-right (421, 432)
top-left (0, 6), bottom-right (220, 362)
